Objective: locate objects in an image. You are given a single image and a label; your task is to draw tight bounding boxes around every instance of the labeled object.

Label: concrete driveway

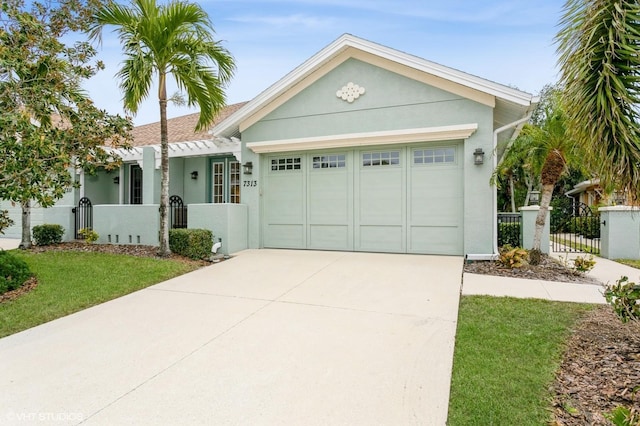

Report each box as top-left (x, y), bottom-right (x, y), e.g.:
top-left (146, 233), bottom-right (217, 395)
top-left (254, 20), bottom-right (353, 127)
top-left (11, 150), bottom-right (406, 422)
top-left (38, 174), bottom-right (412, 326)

top-left (0, 249), bottom-right (463, 425)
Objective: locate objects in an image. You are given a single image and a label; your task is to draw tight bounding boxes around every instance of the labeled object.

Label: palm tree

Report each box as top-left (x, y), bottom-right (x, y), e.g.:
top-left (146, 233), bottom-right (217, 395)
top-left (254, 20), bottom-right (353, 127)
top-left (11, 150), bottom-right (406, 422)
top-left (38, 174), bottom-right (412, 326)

top-left (500, 87), bottom-right (586, 260)
top-left (556, 0), bottom-right (640, 203)
top-left (89, 0), bottom-right (235, 256)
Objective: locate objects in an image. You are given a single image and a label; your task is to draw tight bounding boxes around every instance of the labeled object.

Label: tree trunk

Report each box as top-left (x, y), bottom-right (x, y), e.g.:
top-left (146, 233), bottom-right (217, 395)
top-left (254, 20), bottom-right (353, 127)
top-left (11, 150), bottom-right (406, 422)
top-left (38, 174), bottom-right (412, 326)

top-left (19, 200), bottom-right (31, 249)
top-left (158, 73), bottom-right (170, 257)
top-left (532, 183), bottom-right (554, 251)
top-left (509, 175), bottom-right (516, 213)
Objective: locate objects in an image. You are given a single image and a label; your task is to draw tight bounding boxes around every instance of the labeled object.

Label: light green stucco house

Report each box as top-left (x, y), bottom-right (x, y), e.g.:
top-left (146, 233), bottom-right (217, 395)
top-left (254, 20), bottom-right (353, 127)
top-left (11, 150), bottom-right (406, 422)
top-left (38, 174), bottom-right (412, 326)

top-left (1, 34), bottom-right (537, 257)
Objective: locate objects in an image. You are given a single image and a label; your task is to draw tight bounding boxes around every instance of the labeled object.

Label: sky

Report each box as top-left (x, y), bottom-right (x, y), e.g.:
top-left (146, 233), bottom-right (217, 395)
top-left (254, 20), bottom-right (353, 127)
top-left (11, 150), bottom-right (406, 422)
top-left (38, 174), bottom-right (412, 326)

top-left (84, 0), bottom-right (564, 126)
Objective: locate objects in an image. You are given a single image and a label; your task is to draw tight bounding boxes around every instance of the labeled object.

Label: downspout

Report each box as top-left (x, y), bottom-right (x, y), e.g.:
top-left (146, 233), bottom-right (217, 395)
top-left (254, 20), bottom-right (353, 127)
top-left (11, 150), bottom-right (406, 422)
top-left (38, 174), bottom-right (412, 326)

top-left (466, 113), bottom-right (534, 262)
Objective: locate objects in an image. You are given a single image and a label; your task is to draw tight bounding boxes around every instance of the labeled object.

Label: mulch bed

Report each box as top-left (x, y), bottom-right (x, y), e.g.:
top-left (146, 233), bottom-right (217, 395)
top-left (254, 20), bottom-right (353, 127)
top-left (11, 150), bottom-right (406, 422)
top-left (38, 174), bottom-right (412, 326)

top-left (551, 307), bottom-right (640, 425)
top-left (463, 254), bottom-right (602, 285)
top-left (0, 276), bottom-right (38, 303)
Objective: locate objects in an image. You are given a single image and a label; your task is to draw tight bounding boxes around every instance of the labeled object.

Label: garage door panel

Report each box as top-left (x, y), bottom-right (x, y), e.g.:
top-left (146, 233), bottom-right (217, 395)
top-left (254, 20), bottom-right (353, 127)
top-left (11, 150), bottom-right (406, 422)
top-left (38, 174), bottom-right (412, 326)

top-left (358, 225), bottom-right (404, 253)
top-left (308, 170), bottom-right (350, 225)
top-left (408, 226), bottom-right (462, 255)
top-left (264, 224), bottom-right (305, 249)
top-left (309, 225), bottom-right (350, 250)
top-left (358, 169), bottom-right (404, 225)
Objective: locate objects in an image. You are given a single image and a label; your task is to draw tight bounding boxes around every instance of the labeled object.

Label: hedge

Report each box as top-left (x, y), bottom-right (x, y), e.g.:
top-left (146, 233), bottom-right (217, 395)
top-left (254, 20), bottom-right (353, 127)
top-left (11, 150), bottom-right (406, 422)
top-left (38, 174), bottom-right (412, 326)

top-left (32, 224), bottom-right (64, 246)
top-left (169, 228), bottom-right (213, 260)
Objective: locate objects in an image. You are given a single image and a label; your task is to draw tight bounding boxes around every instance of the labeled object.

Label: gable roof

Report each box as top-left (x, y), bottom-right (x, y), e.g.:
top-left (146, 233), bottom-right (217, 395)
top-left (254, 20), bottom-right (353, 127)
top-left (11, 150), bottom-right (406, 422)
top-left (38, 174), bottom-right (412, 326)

top-left (211, 34), bottom-right (537, 140)
top-left (131, 101), bottom-right (247, 147)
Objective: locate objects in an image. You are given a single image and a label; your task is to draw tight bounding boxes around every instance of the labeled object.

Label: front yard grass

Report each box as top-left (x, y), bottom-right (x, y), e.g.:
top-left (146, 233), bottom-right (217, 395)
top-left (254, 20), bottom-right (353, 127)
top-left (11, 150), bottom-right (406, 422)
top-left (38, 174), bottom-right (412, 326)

top-left (448, 296), bottom-right (592, 425)
top-left (616, 259), bottom-right (640, 270)
top-left (0, 250), bottom-right (199, 338)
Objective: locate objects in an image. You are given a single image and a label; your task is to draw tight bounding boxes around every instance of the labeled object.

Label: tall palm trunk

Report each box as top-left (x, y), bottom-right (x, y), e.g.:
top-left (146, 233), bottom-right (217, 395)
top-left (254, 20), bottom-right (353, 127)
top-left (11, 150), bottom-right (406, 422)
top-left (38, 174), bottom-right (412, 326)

top-left (509, 174), bottom-right (516, 213)
top-left (19, 200), bottom-right (31, 249)
top-left (158, 73), bottom-right (170, 256)
top-left (532, 149), bottom-right (565, 255)
top-left (532, 183), bottom-right (554, 251)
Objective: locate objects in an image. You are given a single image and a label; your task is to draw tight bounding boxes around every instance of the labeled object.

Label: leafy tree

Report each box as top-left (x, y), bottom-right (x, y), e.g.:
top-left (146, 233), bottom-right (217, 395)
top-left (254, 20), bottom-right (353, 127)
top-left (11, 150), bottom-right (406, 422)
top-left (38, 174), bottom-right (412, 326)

top-left (0, 0), bottom-right (132, 248)
top-left (89, 0), bottom-right (235, 256)
top-left (557, 0), bottom-right (640, 202)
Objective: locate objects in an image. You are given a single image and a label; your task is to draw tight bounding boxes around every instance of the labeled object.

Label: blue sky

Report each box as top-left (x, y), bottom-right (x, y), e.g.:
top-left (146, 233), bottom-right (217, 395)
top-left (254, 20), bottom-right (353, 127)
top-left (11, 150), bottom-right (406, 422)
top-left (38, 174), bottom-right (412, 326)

top-left (85, 0), bottom-right (563, 126)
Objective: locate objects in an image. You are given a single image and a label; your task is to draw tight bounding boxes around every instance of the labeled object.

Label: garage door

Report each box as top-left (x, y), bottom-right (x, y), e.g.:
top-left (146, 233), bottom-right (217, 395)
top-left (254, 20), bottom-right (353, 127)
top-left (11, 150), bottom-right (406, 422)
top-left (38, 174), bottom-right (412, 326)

top-left (262, 144), bottom-right (463, 255)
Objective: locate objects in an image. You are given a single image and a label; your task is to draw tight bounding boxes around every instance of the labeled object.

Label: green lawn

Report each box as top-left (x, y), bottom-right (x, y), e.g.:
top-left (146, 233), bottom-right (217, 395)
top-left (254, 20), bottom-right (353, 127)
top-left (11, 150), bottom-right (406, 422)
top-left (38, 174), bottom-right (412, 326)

top-left (448, 296), bottom-right (592, 425)
top-left (616, 259), bottom-right (640, 270)
top-left (0, 250), bottom-right (199, 338)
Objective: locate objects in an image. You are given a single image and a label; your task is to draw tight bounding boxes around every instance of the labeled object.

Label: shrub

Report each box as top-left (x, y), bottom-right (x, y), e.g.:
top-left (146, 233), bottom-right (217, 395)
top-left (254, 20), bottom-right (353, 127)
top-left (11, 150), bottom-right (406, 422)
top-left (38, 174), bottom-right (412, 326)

top-left (498, 222), bottom-right (521, 247)
top-left (78, 228), bottom-right (99, 244)
top-left (497, 245), bottom-right (529, 269)
top-left (0, 251), bottom-right (33, 295)
top-left (32, 224), bottom-right (64, 246)
top-left (573, 255), bottom-right (596, 273)
top-left (169, 228), bottom-right (213, 260)
top-left (604, 276), bottom-right (640, 323)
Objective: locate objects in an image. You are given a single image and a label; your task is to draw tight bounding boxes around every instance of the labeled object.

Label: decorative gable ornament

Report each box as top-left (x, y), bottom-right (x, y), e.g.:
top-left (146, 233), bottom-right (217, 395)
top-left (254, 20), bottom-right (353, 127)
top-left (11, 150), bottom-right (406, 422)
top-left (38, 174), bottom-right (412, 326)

top-left (336, 82), bottom-right (365, 103)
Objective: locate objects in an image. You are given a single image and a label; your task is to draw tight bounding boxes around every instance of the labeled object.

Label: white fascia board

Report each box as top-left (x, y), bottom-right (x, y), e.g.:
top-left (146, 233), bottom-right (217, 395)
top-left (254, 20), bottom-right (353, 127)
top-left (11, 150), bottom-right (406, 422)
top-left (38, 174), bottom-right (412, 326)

top-left (212, 34), bottom-right (535, 138)
top-left (246, 123), bottom-right (478, 154)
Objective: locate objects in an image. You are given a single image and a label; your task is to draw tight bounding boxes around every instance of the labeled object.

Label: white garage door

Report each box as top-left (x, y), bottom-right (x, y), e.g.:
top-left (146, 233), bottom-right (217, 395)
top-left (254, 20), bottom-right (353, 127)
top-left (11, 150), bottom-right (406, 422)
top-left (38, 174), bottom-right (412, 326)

top-left (262, 144), bottom-right (463, 255)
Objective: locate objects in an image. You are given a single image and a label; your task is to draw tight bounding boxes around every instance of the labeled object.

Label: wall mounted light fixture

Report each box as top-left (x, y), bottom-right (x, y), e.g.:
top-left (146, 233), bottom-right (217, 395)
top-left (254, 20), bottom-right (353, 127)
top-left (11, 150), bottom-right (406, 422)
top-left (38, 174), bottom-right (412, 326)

top-left (473, 148), bottom-right (485, 165)
top-left (529, 190), bottom-right (540, 205)
top-left (191, 171), bottom-right (199, 180)
top-left (242, 161), bottom-right (253, 175)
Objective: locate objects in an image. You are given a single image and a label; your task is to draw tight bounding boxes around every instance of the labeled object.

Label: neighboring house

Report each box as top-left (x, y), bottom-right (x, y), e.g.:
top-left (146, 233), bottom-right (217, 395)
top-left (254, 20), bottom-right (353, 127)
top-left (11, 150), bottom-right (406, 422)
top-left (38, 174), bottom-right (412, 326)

top-left (564, 179), bottom-right (628, 208)
top-left (564, 179), bottom-right (604, 207)
top-left (1, 34), bottom-right (537, 256)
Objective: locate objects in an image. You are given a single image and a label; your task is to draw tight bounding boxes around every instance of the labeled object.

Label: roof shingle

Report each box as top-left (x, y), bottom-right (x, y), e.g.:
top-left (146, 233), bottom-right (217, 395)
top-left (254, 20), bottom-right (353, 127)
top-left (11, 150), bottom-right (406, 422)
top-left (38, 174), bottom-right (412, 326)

top-left (130, 101), bottom-right (247, 147)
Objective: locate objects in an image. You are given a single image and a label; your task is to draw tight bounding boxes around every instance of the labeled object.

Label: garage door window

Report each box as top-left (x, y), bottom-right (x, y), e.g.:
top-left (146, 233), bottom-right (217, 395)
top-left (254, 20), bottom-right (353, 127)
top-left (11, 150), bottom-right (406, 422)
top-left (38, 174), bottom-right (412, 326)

top-left (362, 151), bottom-right (400, 167)
top-left (413, 148), bottom-right (455, 165)
top-left (312, 154), bottom-right (346, 169)
top-left (271, 157), bottom-right (301, 171)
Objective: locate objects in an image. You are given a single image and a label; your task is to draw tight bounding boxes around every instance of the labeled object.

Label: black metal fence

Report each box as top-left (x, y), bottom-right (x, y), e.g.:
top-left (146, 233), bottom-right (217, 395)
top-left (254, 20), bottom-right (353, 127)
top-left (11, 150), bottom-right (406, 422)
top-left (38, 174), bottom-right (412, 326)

top-left (497, 213), bottom-right (522, 248)
top-left (550, 198), bottom-right (600, 254)
top-left (72, 197), bottom-right (92, 239)
top-left (169, 195), bottom-right (187, 229)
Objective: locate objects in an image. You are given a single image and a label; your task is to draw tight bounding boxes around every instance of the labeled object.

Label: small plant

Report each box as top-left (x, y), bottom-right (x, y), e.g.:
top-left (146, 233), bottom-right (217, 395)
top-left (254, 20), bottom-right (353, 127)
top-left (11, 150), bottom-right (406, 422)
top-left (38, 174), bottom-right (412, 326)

top-left (0, 251), bottom-right (33, 295)
top-left (78, 228), bottom-right (99, 244)
top-left (32, 224), bottom-right (64, 246)
top-left (604, 276), bottom-right (640, 323)
top-left (558, 253), bottom-right (596, 274)
top-left (573, 255), bottom-right (596, 273)
top-left (497, 245), bottom-right (529, 269)
top-left (529, 248), bottom-right (542, 266)
top-left (169, 228), bottom-right (213, 260)
top-left (606, 405), bottom-right (640, 426)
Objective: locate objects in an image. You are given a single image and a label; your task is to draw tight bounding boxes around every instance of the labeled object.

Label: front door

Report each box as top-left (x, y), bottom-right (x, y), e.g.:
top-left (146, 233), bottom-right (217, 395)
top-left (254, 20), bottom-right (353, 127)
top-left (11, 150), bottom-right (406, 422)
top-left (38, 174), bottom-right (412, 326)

top-left (211, 158), bottom-right (241, 203)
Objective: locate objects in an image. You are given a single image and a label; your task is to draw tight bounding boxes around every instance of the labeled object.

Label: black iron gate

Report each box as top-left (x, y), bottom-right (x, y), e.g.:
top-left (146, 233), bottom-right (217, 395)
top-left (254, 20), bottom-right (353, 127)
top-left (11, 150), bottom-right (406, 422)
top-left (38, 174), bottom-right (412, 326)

top-left (550, 197), bottom-right (600, 254)
top-left (169, 195), bottom-right (187, 229)
top-left (73, 197), bottom-right (93, 239)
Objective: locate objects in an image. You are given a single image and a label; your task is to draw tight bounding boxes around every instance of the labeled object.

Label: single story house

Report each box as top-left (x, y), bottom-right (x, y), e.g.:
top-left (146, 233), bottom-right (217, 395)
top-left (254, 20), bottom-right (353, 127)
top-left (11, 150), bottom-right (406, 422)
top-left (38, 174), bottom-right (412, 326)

top-left (1, 34), bottom-right (538, 256)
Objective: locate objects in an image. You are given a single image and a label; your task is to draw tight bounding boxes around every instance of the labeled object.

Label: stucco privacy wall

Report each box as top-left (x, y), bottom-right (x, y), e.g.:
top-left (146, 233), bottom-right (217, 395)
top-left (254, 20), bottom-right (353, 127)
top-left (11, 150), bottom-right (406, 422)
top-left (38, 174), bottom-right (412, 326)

top-left (240, 58), bottom-right (495, 254)
top-left (188, 204), bottom-right (248, 255)
top-left (0, 172), bottom-right (77, 240)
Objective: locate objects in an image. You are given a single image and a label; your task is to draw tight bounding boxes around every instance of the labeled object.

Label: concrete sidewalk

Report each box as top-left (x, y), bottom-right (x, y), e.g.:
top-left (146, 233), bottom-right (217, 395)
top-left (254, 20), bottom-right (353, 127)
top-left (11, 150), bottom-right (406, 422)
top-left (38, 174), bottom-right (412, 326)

top-left (0, 238), bottom-right (20, 250)
top-left (463, 251), bottom-right (640, 304)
